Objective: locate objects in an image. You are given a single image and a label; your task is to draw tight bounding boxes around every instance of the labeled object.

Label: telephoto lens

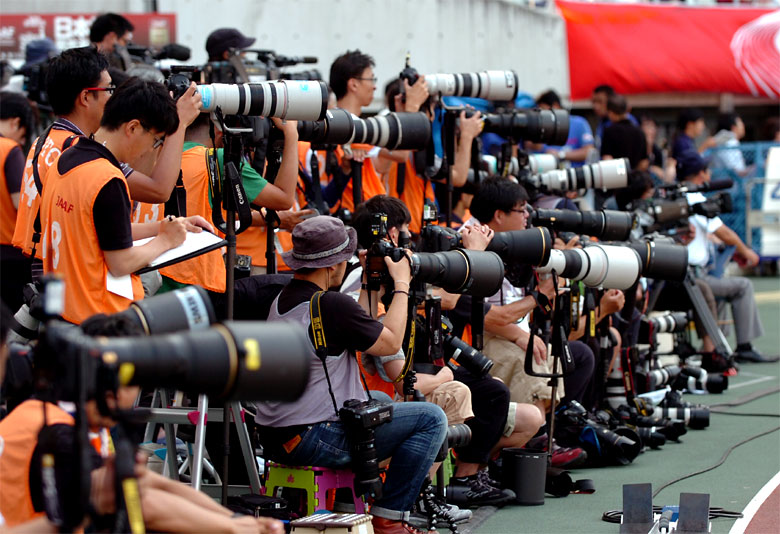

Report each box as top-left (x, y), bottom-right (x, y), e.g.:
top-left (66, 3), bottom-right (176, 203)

top-left (349, 112), bottom-right (431, 150)
top-left (197, 80), bottom-right (328, 120)
top-left (636, 427), bottom-right (666, 449)
top-left (537, 244), bottom-right (642, 290)
top-left (441, 317), bottom-right (494, 377)
top-left (531, 208), bottom-right (635, 241)
top-left (649, 312), bottom-right (689, 333)
top-left (411, 249), bottom-right (505, 297)
top-left (482, 109), bottom-right (569, 145)
top-left (635, 416), bottom-right (687, 441)
top-left (446, 423), bottom-right (473, 448)
top-left (531, 158), bottom-right (630, 192)
top-left (656, 406), bottom-right (710, 429)
top-left (114, 286), bottom-right (216, 335)
top-left (297, 108), bottom-right (355, 145)
top-left (629, 240), bottom-right (688, 282)
top-left (425, 70), bottom-right (519, 101)
top-left (647, 365), bottom-right (682, 390)
top-left (674, 367), bottom-right (728, 394)
top-left (486, 226), bottom-right (553, 267)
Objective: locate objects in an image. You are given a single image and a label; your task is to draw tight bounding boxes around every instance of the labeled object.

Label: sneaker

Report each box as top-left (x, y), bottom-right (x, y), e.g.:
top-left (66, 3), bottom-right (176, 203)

top-left (408, 483), bottom-right (472, 530)
top-left (446, 474), bottom-right (516, 508)
top-left (550, 446), bottom-right (588, 469)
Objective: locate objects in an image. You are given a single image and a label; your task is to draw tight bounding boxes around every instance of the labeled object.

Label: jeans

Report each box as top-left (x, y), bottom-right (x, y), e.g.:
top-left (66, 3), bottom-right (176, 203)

top-left (265, 393), bottom-right (447, 519)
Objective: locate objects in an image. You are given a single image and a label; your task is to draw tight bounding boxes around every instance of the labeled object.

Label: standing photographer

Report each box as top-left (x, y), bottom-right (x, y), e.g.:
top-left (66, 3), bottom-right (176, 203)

top-left (254, 215), bottom-right (447, 534)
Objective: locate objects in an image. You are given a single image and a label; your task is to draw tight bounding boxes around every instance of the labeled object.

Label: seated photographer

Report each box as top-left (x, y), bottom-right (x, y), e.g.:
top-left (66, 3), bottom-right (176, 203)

top-left (157, 111), bottom-right (299, 293)
top-left (0, 313), bottom-right (282, 534)
top-left (377, 78), bottom-right (482, 234)
top-left (465, 177), bottom-right (596, 416)
top-left (662, 151), bottom-right (775, 364)
top-left (13, 47), bottom-right (202, 273)
top-left (40, 78), bottom-right (211, 324)
top-left (253, 215), bottom-right (447, 534)
top-left (353, 195), bottom-right (543, 508)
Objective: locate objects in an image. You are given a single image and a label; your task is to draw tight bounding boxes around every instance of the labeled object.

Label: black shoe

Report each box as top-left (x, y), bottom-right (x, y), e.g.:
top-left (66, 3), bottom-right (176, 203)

top-left (447, 474), bottom-right (516, 508)
top-left (734, 350), bottom-right (780, 363)
top-left (409, 483), bottom-right (471, 530)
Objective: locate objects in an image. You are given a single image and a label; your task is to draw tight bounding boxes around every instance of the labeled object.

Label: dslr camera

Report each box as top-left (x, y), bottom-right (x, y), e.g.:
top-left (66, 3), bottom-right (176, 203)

top-left (339, 398), bottom-right (394, 499)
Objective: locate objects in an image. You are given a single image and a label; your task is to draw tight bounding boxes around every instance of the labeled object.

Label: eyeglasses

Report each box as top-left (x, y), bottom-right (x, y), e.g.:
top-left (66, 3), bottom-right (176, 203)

top-left (85, 86), bottom-right (116, 94)
top-left (142, 125), bottom-right (165, 149)
top-left (508, 206), bottom-right (529, 215)
top-left (355, 77), bottom-right (378, 83)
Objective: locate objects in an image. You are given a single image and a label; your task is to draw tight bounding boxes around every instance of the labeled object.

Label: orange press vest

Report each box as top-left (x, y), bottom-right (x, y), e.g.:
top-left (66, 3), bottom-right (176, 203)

top-left (0, 400), bottom-right (74, 527)
top-left (159, 145), bottom-right (226, 292)
top-left (41, 141), bottom-right (143, 324)
top-left (12, 128), bottom-right (80, 258)
top-left (0, 137), bottom-right (21, 245)
top-left (387, 155), bottom-right (436, 234)
top-left (335, 144), bottom-right (386, 214)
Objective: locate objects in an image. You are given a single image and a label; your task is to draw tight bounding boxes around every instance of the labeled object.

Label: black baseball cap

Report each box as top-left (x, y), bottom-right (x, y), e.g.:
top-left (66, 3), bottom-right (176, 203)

top-left (676, 150), bottom-right (709, 180)
top-left (205, 28), bottom-right (255, 60)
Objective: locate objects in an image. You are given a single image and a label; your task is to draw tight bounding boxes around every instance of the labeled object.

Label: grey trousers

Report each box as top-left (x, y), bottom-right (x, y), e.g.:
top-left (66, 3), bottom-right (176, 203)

top-left (703, 274), bottom-right (764, 345)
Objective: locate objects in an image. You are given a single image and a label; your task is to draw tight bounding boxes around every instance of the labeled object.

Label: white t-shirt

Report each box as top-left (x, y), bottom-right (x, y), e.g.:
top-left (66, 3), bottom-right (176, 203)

top-left (686, 191), bottom-right (723, 267)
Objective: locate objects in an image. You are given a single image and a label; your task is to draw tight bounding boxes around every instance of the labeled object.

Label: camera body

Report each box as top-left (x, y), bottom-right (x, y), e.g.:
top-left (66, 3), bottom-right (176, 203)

top-left (339, 398), bottom-right (394, 499)
top-left (365, 213), bottom-right (409, 291)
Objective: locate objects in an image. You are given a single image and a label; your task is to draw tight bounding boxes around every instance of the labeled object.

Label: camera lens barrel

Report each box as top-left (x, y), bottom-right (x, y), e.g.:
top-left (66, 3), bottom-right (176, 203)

top-left (350, 112), bottom-right (431, 150)
top-left (483, 109), bottom-right (569, 145)
top-left (412, 249), bottom-right (505, 296)
top-left (535, 158), bottom-right (629, 192)
top-left (531, 209), bottom-right (634, 241)
top-left (486, 227), bottom-right (553, 267)
top-left (119, 286), bottom-right (216, 335)
top-left (650, 312), bottom-right (689, 333)
top-left (629, 240), bottom-right (688, 282)
top-left (197, 80), bottom-right (328, 120)
top-left (425, 70), bottom-right (519, 101)
top-left (297, 107), bottom-right (355, 144)
top-left (443, 333), bottom-right (494, 377)
top-left (446, 423), bottom-right (473, 449)
top-left (538, 244), bottom-right (641, 290)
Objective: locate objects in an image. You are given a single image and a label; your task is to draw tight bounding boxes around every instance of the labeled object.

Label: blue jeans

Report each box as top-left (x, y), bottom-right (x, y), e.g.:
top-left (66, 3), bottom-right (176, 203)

top-left (266, 395), bottom-right (447, 519)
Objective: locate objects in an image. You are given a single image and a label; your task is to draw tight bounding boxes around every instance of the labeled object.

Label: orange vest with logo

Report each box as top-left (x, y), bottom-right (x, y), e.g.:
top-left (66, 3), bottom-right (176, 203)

top-left (159, 145), bottom-right (226, 292)
top-left (0, 400), bottom-right (74, 527)
top-left (336, 144), bottom-right (386, 214)
top-left (387, 156), bottom-right (436, 234)
top-left (0, 137), bottom-right (21, 245)
top-left (132, 201), bottom-right (164, 224)
top-left (41, 142), bottom-right (143, 324)
top-left (12, 129), bottom-right (80, 258)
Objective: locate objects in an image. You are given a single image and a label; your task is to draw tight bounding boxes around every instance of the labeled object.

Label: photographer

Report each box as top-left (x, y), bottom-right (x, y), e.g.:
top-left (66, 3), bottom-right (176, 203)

top-left (90, 13), bottom-right (134, 71)
top-left (13, 47), bottom-right (202, 272)
top-left (253, 215), bottom-right (447, 534)
top-left (0, 92), bottom-right (35, 311)
top-left (378, 78), bottom-right (482, 234)
top-left (40, 78), bottom-right (211, 324)
top-left (467, 177), bottom-right (596, 418)
top-left (353, 195), bottom-right (543, 508)
top-left (157, 111), bottom-right (300, 293)
top-left (323, 50), bottom-right (387, 213)
top-left (674, 151), bottom-right (774, 364)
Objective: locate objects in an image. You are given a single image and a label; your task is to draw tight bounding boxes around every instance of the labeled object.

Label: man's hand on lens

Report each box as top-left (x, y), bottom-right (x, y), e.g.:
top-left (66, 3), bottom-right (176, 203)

top-left (340, 147), bottom-right (367, 173)
top-left (403, 77), bottom-right (429, 113)
top-left (458, 110), bottom-right (483, 141)
top-left (554, 235), bottom-right (580, 250)
top-left (271, 117), bottom-right (299, 138)
top-left (461, 224), bottom-right (494, 251)
top-left (278, 209), bottom-right (316, 231)
top-left (600, 289), bottom-right (625, 316)
top-left (176, 82), bottom-right (203, 128)
top-left (386, 249), bottom-right (412, 286)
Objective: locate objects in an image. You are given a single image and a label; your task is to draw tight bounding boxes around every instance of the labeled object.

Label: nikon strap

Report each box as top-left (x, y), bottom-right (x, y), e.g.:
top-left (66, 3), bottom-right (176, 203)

top-left (309, 290), bottom-right (341, 417)
top-left (205, 148), bottom-right (252, 234)
top-left (164, 171), bottom-right (187, 217)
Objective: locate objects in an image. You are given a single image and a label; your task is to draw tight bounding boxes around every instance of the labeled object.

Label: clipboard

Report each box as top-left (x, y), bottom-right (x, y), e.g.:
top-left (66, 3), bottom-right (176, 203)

top-left (134, 231), bottom-right (227, 274)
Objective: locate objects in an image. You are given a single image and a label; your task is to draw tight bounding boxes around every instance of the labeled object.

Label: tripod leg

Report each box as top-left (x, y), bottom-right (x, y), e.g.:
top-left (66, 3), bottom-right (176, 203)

top-left (160, 389), bottom-right (179, 481)
top-left (682, 274), bottom-right (732, 357)
top-left (191, 394), bottom-right (209, 490)
top-left (230, 402), bottom-right (262, 494)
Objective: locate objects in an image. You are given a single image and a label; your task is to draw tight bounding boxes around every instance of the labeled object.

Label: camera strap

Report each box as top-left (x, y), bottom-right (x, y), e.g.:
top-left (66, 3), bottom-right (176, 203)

top-left (164, 171), bottom-right (187, 217)
top-left (205, 148), bottom-right (252, 234)
top-left (395, 159), bottom-right (406, 196)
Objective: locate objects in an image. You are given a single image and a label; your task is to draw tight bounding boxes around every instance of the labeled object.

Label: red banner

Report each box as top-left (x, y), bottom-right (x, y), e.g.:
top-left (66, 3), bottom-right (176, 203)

top-left (558, 2), bottom-right (779, 99)
top-left (0, 13), bottom-right (177, 61)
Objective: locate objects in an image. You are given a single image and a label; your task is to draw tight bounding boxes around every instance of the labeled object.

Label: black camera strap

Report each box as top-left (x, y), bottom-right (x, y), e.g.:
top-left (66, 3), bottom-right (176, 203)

top-left (395, 159), bottom-right (406, 197)
top-left (205, 148), bottom-right (252, 234)
top-left (309, 291), bottom-right (375, 419)
top-left (164, 170), bottom-right (187, 217)
top-left (306, 150), bottom-right (328, 214)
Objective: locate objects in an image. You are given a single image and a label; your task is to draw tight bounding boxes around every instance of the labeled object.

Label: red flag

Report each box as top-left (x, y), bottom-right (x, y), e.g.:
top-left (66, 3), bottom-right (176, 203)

top-left (557, 1), bottom-right (779, 99)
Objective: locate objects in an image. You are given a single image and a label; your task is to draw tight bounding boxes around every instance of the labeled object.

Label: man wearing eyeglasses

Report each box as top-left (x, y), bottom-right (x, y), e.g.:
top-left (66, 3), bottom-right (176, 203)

top-left (90, 13), bottom-right (135, 71)
top-left (13, 47), bottom-right (201, 282)
top-left (39, 78), bottom-right (211, 324)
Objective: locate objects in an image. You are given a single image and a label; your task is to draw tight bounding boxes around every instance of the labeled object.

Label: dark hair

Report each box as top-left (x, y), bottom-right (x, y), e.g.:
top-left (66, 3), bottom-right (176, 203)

top-left (537, 89), bottom-right (562, 108)
top-left (677, 108), bottom-right (704, 131)
top-left (607, 93), bottom-right (627, 116)
top-left (0, 91), bottom-right (35, 137)
top-left (90, 13), bottom-right (134, 43)
top-left (45, 47), bottom-right (109, 116)
top-left (108, 67), bottom-right (131, 88)
top-left (80, 313), bottom-right (144, 337)
top-left (640, 114), bottom-right (657, 126)
top-left (593, 84), bottom-right (616, 96)
top-left (329, 50), bottom-right (375, 100)
top-left (186, 111), bottom-right (212, 137)
top-left (0, 301), bottom-right (12, 347)
top-left (470, 176), bottom-right (529, 224)
top-left (353, 195), bottom-right (411, 249)
top-left (101, 78), bottom-right (179, 136)
top-left (716, 112), bottom-right (739, 133)
top-left (385, 78), bottom-right (402, 111)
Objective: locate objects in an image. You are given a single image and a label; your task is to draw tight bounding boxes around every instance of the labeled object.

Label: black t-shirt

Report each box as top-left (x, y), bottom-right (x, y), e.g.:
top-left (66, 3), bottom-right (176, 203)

top-left (446, 294), bottom-right (493, 339)
top-left (601, 119), bottom-right (648, 170)
top-left (4, 145), bottom-right (24, 194)
top-left (277, 279), bottom-right (384, 356)
top-left (93, 178), bottom-right (133, 251)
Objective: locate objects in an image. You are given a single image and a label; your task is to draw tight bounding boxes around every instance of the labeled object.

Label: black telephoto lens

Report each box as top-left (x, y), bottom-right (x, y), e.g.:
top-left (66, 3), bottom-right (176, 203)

top-left (446, 423), bottom-right (473, 449)
top-left (637, 427), bottom-right (666, 449)
top-left (531, 209), bottom-right (634, 241)
top-left (351, 112), bottom-right (431, 150)
top-left (486, 227), bottom-right (553, 267)
top-left (116, 286), bottom-right (216, 335)
top-left (482, 109), bottom-right (569, 145)
top-left (297, 108), bottom-right (355, 145)
top-left (658, 406), bottom-right (710, 429)
top-left (411, 249), bottom-right (504, 297)
top-left (443, 333), bottom-right (494, 377)
top-left (629, 240), bottom-right (688, 282)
